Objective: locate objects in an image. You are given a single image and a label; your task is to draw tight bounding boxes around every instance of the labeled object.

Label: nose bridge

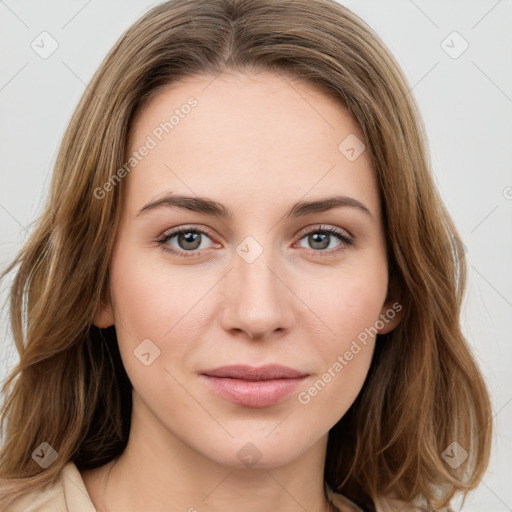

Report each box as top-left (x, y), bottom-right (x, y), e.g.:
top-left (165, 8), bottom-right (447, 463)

top-left (220, 238), bottom-right (293, 339)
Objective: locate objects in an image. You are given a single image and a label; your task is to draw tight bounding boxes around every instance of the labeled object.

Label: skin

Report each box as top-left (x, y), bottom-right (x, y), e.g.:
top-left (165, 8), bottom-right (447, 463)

top-left (82, 70), bottom-right (403, 512)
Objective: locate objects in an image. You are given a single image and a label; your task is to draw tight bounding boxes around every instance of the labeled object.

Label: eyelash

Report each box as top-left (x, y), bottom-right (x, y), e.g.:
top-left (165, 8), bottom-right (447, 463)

top-left (156, 224), bottom-right (354, 259)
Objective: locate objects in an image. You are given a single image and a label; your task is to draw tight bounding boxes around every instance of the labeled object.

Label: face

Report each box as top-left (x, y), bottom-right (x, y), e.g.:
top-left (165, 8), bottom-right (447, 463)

top-left (95, 71), bottom-right (402, 469)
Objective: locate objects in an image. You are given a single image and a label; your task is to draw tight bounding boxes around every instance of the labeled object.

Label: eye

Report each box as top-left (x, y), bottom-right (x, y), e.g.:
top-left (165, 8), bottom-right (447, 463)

top-left (157, 226), bottom-right (217, 258)
top-left (156, 224), bottom-right (354, 259)
top-left (294, 225), bottom-right (354, 255)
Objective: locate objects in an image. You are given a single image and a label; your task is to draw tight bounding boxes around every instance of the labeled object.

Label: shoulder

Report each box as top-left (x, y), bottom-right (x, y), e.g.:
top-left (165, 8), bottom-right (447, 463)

top-left (1, 474), bottom-right (66, 512)
top-left (1, 462), bottom-right (96, 512)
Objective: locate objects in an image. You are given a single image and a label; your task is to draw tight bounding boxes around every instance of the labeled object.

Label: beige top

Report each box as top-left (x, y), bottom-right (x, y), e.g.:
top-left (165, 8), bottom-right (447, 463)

top-left (3, 462), bottom-right (421, 512)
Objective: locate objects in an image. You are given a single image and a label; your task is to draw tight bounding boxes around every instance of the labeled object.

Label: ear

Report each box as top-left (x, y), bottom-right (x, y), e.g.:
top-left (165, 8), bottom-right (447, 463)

top-left (93, 284), bottom-right (115, 328)
top-left (377, 297), bottom-right (404, 334)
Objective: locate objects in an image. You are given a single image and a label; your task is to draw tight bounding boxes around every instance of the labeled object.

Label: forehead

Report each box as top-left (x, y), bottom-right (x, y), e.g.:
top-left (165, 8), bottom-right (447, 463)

top-left (124, 71), bottom-right (379, 218)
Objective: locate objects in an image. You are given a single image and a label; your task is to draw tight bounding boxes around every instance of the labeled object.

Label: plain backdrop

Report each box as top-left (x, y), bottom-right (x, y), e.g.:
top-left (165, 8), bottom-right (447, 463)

top-left (1, 1), bottom-right (511, 510)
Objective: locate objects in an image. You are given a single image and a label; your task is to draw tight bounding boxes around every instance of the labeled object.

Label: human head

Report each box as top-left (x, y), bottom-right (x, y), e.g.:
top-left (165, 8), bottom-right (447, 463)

top-left (0, 1), bottom-right (492, 510)
top-left (92, 65), bottom-right (400, 472)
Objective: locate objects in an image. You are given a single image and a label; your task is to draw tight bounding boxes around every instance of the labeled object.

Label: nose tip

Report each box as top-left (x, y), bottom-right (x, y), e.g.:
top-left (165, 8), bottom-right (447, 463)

top-left (219, 253), bottom-right (294, 341)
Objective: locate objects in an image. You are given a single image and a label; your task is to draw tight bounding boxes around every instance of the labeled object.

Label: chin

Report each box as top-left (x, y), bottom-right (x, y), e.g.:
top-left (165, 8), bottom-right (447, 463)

top-left (196, 428), bottom-right (320, 470)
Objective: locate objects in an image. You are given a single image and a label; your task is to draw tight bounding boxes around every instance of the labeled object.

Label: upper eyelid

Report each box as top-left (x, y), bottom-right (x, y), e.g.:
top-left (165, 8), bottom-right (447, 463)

top-left (160, 223), bottom-right (351, 237)
top-left (296, 224), bottom-right (352, 239)
top-left (160, 225), bottom-right (217, 241)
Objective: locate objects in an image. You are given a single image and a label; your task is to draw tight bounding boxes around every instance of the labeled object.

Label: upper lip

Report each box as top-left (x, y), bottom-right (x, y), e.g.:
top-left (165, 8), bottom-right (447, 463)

top-left (200, 364), bottom-right (308, 381)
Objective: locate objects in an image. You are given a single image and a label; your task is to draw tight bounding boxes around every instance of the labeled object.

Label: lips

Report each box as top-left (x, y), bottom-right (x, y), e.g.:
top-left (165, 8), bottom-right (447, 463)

top-left (199, 364), bottom-right (309, 408)
top-left (201, 364), bottom-right (307, 380)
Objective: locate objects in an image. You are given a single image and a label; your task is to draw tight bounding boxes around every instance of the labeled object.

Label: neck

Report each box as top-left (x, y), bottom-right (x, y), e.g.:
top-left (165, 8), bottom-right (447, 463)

top-left (85, 393), bottom-right (341, 512)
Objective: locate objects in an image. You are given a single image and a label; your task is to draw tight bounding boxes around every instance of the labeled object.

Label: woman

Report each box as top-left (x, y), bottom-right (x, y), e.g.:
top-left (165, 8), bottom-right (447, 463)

top-left (0, 0), bottom-right (492, 511)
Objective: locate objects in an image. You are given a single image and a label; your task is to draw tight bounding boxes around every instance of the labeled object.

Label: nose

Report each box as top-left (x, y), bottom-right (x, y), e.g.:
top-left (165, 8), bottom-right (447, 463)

top-left (219, 249), bottom-right (295, 341)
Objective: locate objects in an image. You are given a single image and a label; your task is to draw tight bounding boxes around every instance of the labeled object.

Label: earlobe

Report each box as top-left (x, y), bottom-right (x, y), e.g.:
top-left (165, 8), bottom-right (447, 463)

top-left (93, 287), bottom-right (115, 328)
top-left (377, 298), bottom-right (404, 334)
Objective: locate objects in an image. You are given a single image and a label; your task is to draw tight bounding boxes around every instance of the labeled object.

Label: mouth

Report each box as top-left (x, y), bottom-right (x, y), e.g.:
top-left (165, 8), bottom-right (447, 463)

top-left (199, 364), bottom-right (309, 408)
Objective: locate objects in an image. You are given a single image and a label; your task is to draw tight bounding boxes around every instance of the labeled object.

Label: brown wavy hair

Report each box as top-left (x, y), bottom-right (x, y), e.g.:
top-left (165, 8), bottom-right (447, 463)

top-left (0, 0), bottom-right (492, 510)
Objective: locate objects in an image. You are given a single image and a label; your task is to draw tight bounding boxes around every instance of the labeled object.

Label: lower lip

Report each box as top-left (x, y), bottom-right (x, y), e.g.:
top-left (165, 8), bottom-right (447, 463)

top-left (200, 375), bottom-right (306, 408)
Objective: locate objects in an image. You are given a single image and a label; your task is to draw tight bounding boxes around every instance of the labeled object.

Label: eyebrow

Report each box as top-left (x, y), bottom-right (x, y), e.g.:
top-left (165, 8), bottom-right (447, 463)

top-left (136, 193), bottom-right (372, 219)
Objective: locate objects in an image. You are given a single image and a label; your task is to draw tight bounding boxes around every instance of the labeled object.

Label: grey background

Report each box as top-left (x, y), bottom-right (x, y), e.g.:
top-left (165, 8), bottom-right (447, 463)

top-left (1, 1), bottom-right (511, 510)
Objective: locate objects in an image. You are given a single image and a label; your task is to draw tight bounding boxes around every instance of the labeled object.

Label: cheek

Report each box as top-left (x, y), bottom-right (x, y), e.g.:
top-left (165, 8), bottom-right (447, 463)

top-left (107, 248), bottom-right (200, 401)
top-left (296, 265), bottom-right (387, 406)
top-left (108, 244), bottom-right (220, 389)
top-left (109, 244), bottom-right (206, 337)
top-left (333, 284), bottom-right (384, 342)
top-left (305, 260), bottom-right (387, 347)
